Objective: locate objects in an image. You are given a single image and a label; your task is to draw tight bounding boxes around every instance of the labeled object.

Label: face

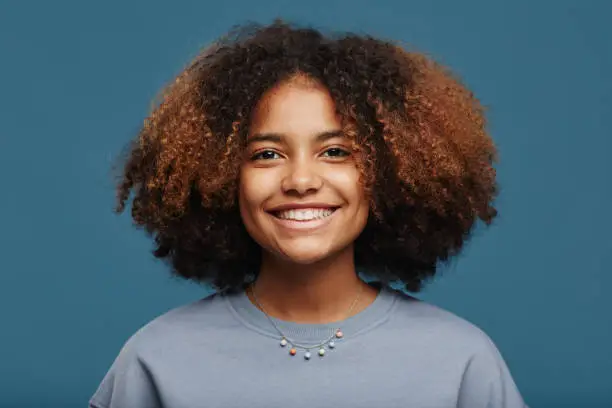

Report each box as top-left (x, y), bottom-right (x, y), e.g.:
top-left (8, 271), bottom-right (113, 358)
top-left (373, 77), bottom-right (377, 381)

top-left (239, 78), bottom-right (369, 265)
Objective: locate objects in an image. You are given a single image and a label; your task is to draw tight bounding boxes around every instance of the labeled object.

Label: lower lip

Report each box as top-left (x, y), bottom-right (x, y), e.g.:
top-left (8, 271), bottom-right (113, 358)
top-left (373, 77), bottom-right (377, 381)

top-left (269, 210), bottom-right (338, 231)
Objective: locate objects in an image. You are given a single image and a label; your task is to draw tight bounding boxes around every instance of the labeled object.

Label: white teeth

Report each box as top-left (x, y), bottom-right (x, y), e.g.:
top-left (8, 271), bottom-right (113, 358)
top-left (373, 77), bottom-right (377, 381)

top-left (276, 208), bottom-right (334, 221)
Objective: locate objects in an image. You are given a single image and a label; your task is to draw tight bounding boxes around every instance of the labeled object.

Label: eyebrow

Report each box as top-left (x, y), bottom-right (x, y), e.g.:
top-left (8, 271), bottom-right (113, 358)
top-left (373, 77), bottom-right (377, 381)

top-left (246, 130), bottom-right (344, 145)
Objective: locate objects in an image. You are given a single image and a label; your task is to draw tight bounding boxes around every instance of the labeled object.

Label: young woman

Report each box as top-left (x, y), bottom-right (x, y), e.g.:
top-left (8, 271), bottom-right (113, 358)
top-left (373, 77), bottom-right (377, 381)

top-left (90, 20), bottom-right (528, 408)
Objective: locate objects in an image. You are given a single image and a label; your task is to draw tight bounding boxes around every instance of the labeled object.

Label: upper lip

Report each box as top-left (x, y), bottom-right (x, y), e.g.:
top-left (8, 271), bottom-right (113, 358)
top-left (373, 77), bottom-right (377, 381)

top-left (266, 202), bottom-right (341, 212)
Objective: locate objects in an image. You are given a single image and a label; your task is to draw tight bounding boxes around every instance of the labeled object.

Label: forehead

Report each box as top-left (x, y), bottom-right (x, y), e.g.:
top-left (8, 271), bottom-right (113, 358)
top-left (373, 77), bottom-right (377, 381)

top-left (248, 79), bottom-right (342, 136)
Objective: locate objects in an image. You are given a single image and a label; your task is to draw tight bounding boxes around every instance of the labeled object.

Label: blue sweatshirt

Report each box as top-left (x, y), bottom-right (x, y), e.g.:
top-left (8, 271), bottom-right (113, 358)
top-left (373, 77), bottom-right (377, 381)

top-left (89, 286), bottom-right (528, 407)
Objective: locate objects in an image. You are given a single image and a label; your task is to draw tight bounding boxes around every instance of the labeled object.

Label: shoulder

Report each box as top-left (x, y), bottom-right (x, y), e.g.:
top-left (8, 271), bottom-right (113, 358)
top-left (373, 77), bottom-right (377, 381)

top-left (386, 287), bottom-right (499, 354)
top-left (89, 292), bottom-right (235, 408)
top-left (115, 290), bottom-right (234, 357)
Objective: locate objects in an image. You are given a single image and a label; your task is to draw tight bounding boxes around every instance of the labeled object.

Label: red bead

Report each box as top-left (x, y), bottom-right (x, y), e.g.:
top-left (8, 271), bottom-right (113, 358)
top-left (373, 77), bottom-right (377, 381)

top-left (289, 348), bottom-right (297, 356)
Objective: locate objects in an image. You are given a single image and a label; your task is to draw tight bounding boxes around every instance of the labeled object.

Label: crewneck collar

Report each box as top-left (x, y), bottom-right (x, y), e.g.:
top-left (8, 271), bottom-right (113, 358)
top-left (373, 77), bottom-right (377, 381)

top-left (224, 283), bottom-right (398, 344)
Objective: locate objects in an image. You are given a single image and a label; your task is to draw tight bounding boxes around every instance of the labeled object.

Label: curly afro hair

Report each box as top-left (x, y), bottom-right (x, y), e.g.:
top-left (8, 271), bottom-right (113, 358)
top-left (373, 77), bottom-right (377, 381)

top-left (115, 20), bottom-right (498, 293)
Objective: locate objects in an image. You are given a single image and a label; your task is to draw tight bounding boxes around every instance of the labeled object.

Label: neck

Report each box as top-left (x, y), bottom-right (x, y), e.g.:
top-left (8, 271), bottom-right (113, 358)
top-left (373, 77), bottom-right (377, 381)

top-left (248, 247), bottom-right (378, 324)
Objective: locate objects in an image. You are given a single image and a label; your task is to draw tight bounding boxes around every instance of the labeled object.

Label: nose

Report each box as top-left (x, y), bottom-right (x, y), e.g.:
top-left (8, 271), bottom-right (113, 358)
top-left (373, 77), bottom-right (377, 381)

top-left (281, 158), bottom-right (323, 195)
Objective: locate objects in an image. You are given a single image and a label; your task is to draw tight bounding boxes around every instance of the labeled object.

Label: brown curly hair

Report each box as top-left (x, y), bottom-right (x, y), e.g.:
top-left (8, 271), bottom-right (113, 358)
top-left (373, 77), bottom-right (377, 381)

top-left (115, 20), bottom-right (498, 293)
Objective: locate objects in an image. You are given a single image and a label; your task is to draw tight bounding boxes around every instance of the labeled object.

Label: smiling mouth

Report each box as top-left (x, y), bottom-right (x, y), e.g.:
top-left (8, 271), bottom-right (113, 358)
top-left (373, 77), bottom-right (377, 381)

top-left (271, 208), bottom-right (338, 221)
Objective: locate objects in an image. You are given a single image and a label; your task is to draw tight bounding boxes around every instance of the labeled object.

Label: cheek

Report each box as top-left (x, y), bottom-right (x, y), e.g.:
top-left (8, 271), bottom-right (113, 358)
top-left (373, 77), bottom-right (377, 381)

top-left (238, 169), bottom-right (279, 249)
top-left (238, 174), bottom-right (256, 220)
top-left (328, 166), bottom-right (366, 202)
top-left (238, 169), bottom-right (276, 214)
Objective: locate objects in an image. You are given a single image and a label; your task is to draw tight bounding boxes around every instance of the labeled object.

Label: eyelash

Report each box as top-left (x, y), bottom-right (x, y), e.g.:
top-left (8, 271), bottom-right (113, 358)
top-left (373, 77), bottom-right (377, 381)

top-left (250, 147), bottom-right (350, 161)
top-left (321, 147), bottom-right (350, 158)
top-left (251, 150), bottom-right (281, 161)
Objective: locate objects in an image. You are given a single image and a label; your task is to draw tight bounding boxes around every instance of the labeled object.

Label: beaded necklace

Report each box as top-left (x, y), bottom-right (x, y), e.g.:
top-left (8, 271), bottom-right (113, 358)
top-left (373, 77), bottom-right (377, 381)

top-left (248, 283), bottom-right (363, 360)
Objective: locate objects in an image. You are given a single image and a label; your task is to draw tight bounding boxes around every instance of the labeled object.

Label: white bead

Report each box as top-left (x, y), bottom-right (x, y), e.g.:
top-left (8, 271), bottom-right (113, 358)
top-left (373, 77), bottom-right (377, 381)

top-left (280, 338), bottom-right (287, 347)
top-left (328, 341), bottom-right (335, 349)
top-left (304, 351), bottom-right (311, 360)
top-left (318, 348), bottom-right (325, 356)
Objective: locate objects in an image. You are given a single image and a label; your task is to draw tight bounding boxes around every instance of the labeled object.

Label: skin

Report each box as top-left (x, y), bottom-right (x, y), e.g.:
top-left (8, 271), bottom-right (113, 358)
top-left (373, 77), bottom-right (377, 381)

top-left (239, 76), bottom-right (378, 323)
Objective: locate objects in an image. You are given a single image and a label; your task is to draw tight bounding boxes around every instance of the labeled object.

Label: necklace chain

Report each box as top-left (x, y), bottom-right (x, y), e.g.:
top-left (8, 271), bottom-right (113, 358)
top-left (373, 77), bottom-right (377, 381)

top-left (248, 282), bottom-right (364, 357)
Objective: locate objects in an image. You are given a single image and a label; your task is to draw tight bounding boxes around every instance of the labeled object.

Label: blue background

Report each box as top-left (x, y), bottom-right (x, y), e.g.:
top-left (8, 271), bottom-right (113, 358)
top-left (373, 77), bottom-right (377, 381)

top-left (1, 0), bottom-right (610, 407)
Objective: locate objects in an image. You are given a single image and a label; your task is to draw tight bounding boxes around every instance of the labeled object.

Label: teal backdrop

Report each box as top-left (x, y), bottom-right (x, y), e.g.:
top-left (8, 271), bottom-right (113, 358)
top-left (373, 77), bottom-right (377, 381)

top-left (1, 1), bottom-right (610, 407)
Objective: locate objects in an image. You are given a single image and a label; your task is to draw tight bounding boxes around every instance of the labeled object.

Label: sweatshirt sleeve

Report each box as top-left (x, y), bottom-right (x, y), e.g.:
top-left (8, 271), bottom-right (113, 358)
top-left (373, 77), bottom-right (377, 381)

top-left (457, 335), bottom-right (528, 408)
top-left (89, 337), bottom-right (162, 408)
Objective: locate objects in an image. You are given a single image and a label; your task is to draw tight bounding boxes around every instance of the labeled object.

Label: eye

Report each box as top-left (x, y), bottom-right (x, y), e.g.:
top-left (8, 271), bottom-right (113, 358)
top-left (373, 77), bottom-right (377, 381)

top-left (251, 150), bottom-right (281, 161)
top-left (321, 147), bottom-right (350, 158)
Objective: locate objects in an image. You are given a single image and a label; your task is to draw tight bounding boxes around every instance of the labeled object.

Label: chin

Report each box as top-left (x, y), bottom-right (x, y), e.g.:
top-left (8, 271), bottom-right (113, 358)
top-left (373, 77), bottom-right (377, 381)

top-left (274, 242), bottom-right (345, 265)
top-left (277, 250), bottom-right (330, 265)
